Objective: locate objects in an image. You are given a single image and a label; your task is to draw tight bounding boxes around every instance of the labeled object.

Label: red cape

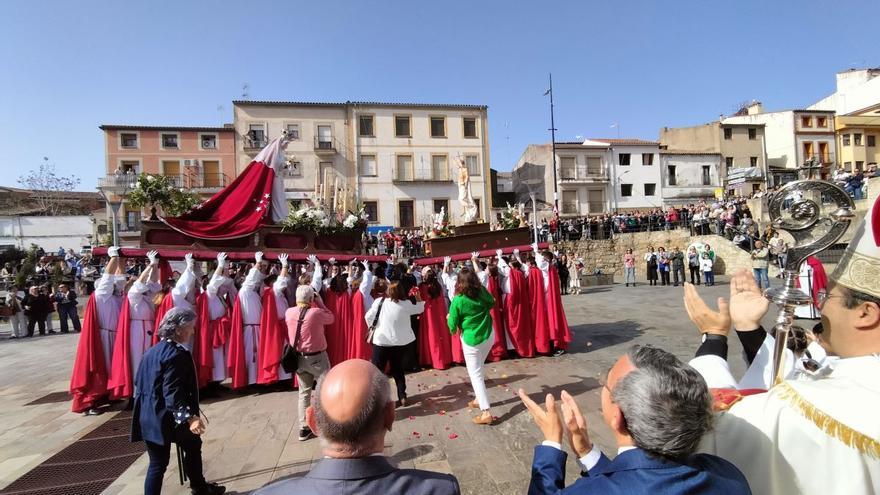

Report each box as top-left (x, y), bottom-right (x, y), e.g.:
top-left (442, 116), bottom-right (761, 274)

top-left (528, 266), bottom-right (551, 354)
top-left (107, 298), bottom-right (135, 400)
top-left (257, 287), bottom-right (285, 384)
top-left (546, 265), bottom-right (572, 349)
top-left (505, 268), bottom-right (535, 358)
top-left (152, 293), bottom-right (174, 345)
top-left (323, 289), bottom-right (353, 367)
top-left (350, 290), bottom-right (373, 361)
top-left (163, 161), bottom-right (276, 240)
top-left (418, 285), bottom-right (453, 370)
top-left (226, 296), bottom-right (249, 389)
top-left (486, 276), bottom-right (508, 362)
top-left (796, 256), bottom-right (829, 307)
top-left (69, 294), bottom-right (108, 413)
top-left (195, 292), bottom-right (215, 388)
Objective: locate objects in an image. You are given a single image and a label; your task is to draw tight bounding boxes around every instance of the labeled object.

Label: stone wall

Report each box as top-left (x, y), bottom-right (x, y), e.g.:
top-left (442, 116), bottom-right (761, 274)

top-left (556, 230), bottom-right (754, 276)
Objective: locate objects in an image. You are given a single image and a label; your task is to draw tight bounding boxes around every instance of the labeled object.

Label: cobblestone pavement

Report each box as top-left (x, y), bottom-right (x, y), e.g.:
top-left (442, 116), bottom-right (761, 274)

top-left (0, 277), bottom-right (777, 495)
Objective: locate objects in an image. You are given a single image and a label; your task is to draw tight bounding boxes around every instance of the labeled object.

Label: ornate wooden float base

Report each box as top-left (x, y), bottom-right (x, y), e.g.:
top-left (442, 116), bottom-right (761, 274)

top-left (423, 226), bottom-right (532, 257)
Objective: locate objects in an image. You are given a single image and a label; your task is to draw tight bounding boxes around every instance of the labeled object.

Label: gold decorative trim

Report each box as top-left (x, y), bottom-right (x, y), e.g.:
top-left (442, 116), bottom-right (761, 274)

top-left (776, 381), bottom-right (880, 459)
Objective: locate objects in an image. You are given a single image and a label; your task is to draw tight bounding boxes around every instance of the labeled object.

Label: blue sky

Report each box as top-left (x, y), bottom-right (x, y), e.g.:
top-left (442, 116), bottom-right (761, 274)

top-left (1, 0), bottom-right (878, 190)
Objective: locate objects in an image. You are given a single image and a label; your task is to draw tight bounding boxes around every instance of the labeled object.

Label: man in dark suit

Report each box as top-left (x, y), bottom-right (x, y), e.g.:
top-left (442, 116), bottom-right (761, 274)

top-left (519, 344), bottom-right (750, 494)
top-left (254, 359), bottom-right (460, 495)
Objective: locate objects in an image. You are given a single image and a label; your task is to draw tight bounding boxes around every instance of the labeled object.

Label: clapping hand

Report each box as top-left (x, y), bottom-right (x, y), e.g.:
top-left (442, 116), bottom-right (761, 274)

top-left (518, 389), bottom-right (563, 444)
top-left (559, 391), bottom-right (592, 457)
top-left (255, 251), bottom-right (264, 264)
top-left (683, 283), bottom-right (730, 336)
top-left (146, 250), bottom-right (159, 266)
top-left (729, 268), bottom-right (770, 330)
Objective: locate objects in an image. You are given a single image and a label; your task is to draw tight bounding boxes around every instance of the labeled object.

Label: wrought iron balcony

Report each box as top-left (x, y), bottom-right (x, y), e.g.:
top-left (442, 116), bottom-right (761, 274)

top-left (560, 165), bottom-right (609, 182)
top-left (185, 173), bottom-right (229, 190)
top-left (244, 136), bottom-right (268, 149)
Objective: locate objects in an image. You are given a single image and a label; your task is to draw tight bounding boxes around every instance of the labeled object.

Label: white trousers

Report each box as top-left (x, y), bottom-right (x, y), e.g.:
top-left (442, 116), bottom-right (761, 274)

top-left (462, 335), bottom-right (493, 411)
top-left (211, 345), bottom-right (227, 382)
top-left (9, 313), bottom-right (27, 337)
top-left (244, 323), bottom-right (259, 385)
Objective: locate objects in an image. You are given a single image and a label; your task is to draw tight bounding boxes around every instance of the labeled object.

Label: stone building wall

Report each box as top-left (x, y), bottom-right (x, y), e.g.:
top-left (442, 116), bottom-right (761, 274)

top-left (556, 230), bottom-right (755, 276)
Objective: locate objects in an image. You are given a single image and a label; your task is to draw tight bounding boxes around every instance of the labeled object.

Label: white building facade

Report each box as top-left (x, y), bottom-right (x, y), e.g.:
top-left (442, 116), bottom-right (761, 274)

top-left (0, 216), bottom-right (96, 252)
top-left (722, 110), bottom-right (837, 184)
top-left (233, 101), bottom-right (491, 229)
top-left (604, 140), bottom-right (663, 211)
top-left (659, 152), bottom-right (722, 205)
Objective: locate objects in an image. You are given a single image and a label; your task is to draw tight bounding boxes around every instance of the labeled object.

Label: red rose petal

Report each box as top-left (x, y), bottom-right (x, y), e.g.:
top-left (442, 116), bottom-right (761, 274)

top-left (448, 433), bottom-right (459, 439)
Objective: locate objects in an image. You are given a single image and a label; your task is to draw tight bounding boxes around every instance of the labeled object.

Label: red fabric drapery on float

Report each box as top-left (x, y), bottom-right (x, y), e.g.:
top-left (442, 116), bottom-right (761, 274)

top-left (528, 266), bottom-right (551, 354)
top-left (505, 268), bottom-right (534, 358)
top-left (107, 298), bottom-right (135, 400)
top-left (70, 295), bottom-right (108, 413)
top-left (546, 265), bottom-right (572, 350)
top-left (257, 287), bottom-right (285, 384)
top-left (161, 136), bottom-right (288, 240)
top-left (350, 291), bottom-right (373, 361)
top-left (323, 289), bottom-right (353, 366)
top-left (486, 275), bottom-right (507, 362)
top-left (418, 285), bottom-right (453, 370)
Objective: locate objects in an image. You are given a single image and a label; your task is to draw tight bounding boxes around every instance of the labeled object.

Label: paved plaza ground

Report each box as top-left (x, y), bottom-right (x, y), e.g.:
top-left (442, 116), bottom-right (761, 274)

top-left (0, 277), bottom-right (774, 495)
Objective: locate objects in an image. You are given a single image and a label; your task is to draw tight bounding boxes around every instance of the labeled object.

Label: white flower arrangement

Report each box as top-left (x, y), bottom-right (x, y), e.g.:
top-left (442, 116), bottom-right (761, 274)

top-left (281, 201), bottom-right (367, 234)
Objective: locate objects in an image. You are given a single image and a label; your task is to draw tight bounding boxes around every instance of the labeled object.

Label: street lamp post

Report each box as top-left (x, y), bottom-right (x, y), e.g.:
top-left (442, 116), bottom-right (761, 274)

top-left (97, 175), bottom-right (133, 247)
top-left (546, 73), bottom-right (559, 223)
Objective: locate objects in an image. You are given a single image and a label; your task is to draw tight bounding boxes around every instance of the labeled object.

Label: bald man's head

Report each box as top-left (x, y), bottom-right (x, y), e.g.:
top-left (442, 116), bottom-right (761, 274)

top-left (311, 359), bottom-right (392, 454)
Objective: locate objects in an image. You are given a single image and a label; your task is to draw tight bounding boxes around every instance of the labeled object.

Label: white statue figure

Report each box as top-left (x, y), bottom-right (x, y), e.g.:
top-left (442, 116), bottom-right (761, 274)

top-left (457, 158), bottom-right (479, 223)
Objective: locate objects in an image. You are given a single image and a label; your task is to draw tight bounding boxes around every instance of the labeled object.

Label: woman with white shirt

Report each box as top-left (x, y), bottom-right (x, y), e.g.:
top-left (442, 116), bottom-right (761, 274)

top-left (364, 281), bottom-right (425, 407)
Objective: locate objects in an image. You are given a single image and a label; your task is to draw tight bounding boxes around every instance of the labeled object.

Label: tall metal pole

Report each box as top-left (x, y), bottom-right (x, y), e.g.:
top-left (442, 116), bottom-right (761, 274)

top-left (548, 73), bottom-right (559, 223)
top-left (530, 192), bottom-right (539, 244)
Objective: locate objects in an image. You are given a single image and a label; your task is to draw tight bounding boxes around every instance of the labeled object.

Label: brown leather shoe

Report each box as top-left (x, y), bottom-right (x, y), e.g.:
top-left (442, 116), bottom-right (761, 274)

top-left (472, 411), bottom-right (494, 425)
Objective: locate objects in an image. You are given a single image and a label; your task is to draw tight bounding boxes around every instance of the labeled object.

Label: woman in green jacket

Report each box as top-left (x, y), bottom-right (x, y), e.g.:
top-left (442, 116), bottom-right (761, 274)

top-left (447, 267), bottom-right (496, 425)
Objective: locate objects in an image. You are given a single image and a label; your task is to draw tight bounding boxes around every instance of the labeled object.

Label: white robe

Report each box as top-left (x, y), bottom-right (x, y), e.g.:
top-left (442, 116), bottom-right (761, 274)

top-left (239, 267), bottom-right (265, 385)
top-left (273, 276), bottom-right (291, 380)
top-left (95, 273), bottom-right (124, 372)
top-left (207, 274), bottom-right (237, 382)
top-left (127, 280), bottom-right (160, 377)
top-left (695, 353), bottom-right (880, 494)
top-left (794, 263), bottom-right (820, 319)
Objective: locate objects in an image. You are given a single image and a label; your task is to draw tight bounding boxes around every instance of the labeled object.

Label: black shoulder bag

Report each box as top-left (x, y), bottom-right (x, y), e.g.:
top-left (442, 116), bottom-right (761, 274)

top-left (281, 308), bottom-right (309, 373)
top-left (365, 297), bottom-right (386, 343)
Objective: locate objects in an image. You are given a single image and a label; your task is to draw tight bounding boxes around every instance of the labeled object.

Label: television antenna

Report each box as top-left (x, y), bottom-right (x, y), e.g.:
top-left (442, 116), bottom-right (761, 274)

top-left (241, 83), bottom-right (250, 100)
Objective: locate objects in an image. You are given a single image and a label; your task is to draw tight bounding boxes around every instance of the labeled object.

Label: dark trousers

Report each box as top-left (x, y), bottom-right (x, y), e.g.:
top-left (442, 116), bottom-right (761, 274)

top-left (659, 270), bottom-right (670, 286)
top-left (57, 305), bottom-right (81, 332)
top-left (689, 266), bottom-right (700, 284)
top-left (371, 344), bottom-right (407, 400)
top-left (144, 427), bottom-right (206, 495)
top-left (672, 266), bottom-right (685, 286)
top-left (26, 315), bottom-right (46, 336)
top-left (560, 275), bottom-right (569, 294)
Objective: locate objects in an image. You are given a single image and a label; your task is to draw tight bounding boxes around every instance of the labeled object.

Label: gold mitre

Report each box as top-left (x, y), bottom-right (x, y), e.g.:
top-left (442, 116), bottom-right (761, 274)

top-left (830, 195), bottom-right (880, 299)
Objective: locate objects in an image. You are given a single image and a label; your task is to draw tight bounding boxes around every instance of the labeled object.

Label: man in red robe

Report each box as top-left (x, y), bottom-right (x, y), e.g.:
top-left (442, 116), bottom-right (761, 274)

top-left (498, 249), bottom-right (535, 358)
top-left (521, 252), bottom-right (551, 355)
top-left (534, 244), bottom-right (572, 355)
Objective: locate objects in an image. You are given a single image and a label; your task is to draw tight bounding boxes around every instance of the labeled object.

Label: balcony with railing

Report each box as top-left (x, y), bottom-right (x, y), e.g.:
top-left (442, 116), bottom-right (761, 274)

top-left (243, 135), bottom-right (268, 150)
top-left (314, 136), bottom-right (337, 153)
top-left (184, 173), bottom-right (229, 190)
top-left (392, 163), bottom-right (454, 183)
top-left (559, 164), bottom-right (608, 182)
top-left (561, 201), bottom-right (579, 215)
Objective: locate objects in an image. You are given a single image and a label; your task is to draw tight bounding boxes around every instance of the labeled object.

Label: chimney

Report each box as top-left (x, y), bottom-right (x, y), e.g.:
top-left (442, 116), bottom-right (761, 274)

top-left (747, 101), bottom-right (764, 115)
